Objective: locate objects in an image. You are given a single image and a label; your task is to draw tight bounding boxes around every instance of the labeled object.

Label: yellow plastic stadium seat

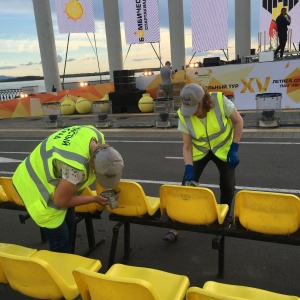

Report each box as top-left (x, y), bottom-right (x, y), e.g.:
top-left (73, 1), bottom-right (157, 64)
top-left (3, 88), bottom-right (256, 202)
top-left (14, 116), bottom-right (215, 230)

top-left (0, 177), bottom-right (24, 206)
top-left (96, 180), bottom-right (160, 216)
top-left (0, 185), bottom-right (10, 202)
top-left (160, 185), bottom-right (229, 225)
top-left (202, 281), bottom-right (300, 300)
top-left (75, 186), bottom-right (104, 213)
top-left (0, 249), bottom-right (101, 300)
top-left (186, 286), bottom-right (300, 300)
top-left (187, 286), bottom-right (235, 299)
top-left (234, 190), bottom-right (300, 235)
top-left (73, 263), bottom-right (190, 300)
top-left (0, 243), bottom-right (37, 284)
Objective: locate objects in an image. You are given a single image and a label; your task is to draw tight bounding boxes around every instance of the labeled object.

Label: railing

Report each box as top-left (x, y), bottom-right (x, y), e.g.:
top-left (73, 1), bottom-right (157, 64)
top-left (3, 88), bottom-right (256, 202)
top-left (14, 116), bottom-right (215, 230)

top-left (0, 89), bottom-right (22, 101)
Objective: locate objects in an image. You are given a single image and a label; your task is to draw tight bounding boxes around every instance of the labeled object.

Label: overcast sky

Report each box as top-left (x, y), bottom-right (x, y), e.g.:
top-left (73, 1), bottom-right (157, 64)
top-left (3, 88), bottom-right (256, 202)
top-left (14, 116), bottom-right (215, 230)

top-left (0, 0), bottom-right (260, 77)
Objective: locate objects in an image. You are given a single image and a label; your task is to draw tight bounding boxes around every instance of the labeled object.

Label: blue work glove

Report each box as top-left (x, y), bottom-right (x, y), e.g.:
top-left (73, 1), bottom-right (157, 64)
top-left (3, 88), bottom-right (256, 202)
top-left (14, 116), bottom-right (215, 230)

top-left (227, 142), bottom-right (240, 168)
top-left (182, 164), bottom-right (194, 185)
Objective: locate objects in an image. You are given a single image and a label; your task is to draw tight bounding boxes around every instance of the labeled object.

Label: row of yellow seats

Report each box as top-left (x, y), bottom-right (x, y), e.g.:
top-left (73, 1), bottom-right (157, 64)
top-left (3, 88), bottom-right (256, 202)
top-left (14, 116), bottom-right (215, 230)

top-left (0, 243), bottom-right (298, 300)
top-left (74, 267), bottom-right (300, 300)
top-left (2, 176), bottom-right (300, 235)
top-left (96, 180), bottom-right (229, 225)
top-left (96, 180), bottom-right (300, 235)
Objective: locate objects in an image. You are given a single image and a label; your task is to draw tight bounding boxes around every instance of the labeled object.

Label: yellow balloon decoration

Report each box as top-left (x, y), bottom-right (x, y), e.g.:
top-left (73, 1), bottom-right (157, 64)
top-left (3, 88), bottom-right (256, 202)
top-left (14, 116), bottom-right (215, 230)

top-left (98, 94), bottom-right (110, 113)
top-left (138, 93), bottom-right (154, 113)
top-left (60, 98), bottom-right (76, 115)
top-left (75, 97), bottom-right (91, 114)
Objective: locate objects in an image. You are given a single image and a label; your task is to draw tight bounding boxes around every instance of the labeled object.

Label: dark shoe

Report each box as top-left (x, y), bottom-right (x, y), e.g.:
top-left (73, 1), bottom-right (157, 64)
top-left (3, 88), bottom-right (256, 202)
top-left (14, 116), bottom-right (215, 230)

top-left (163, 231), bottom-right (178, 243)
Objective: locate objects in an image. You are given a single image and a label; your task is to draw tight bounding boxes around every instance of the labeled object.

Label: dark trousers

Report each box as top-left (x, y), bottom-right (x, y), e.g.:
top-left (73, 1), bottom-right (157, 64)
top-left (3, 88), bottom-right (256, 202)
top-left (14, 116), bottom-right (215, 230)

top-left (183, 151), bottom-right (235, 209)
top-left (162, 84), bottom-right (174, 98)
top-left (41, 207), bottom-right (76, 253)
top-left (275, 32), bottom-right (287, 58)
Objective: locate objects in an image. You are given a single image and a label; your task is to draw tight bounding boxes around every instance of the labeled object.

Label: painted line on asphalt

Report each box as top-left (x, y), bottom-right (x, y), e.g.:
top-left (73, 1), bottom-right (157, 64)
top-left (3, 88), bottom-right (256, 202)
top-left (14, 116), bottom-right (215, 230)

top-left (0, 172), bottom-right (298, 194)
top-left (0, 140), bottom-right (300, 145)
top-left (0, 157), bottom-right (22, 163)
top-left (123, 179), bottom-right (300, 194)
top-left (0, 151), bottom-right (31, 154)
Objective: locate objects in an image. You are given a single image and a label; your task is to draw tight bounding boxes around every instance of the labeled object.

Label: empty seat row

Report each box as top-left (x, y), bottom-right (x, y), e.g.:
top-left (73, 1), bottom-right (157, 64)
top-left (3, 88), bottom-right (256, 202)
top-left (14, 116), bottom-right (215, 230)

top-left (0, 243), bottom-right (298, 299)
top-left (3, 176), bottom-right (299, 236)
top-left (96, 180), bottom-right (300, 235)
top-left (96, 180), bottom-right (229, 225)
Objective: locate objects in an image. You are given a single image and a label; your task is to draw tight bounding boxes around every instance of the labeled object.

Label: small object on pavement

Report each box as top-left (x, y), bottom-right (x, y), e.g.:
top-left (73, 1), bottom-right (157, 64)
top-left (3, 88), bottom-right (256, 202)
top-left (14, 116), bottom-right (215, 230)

top-left (100, 189), bottom-right (120, 209)
top-left (163, 231), bottom-right (178, 243)
top-left (184, 181), bottom-right (200, 187)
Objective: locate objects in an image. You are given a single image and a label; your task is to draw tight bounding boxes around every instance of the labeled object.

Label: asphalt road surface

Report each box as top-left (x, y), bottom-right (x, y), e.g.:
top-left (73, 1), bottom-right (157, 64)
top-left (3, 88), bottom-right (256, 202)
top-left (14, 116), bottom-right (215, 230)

top-left (1, 131), bottom-right (300, 299)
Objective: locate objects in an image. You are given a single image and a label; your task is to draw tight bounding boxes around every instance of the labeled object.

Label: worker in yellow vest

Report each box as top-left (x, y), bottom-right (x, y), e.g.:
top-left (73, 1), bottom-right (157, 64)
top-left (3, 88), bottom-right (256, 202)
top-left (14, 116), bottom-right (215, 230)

top-left (12, 125), bottom-right (124, 252)
top-left (163, 83), bottom-right (243, 243)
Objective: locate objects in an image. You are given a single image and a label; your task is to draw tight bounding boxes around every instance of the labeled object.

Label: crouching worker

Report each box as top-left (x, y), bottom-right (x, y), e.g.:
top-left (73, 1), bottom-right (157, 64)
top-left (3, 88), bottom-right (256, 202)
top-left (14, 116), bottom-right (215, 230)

top-left (12, 125), bottom-right (124, 253)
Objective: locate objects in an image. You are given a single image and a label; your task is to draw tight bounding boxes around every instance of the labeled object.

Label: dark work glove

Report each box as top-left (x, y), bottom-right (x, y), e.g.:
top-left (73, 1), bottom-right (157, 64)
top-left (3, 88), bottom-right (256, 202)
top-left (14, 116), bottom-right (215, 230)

top-left (183, 164), bottom-right (194, 185)
top-left (227, 142), bottom-right (240, 168)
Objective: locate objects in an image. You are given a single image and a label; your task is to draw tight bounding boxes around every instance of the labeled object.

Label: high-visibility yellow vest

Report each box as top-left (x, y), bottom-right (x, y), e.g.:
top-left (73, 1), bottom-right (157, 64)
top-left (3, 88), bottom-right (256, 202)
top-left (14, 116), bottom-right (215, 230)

top-left (178, 92), bottom-right (233, 162)
top-left (12, 125), bottom-right (105, 228)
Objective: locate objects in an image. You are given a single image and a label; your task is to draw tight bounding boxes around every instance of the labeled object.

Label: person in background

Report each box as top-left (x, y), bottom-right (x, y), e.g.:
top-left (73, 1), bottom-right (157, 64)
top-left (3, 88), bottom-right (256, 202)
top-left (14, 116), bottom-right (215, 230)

top-left (160, 61), bottom-right (177, 98)
top-left (12, 125), bottom-right (124, 253)
top-left (274, 7), bottom-right (291, 59)
top-left (163, 83), bottom-right (243, 243)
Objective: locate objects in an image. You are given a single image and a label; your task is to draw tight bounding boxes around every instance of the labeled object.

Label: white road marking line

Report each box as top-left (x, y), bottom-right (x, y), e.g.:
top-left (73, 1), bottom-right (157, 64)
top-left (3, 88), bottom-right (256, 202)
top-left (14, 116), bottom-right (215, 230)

top-left (0, 173), bottom-right (297, 194)
top-left (0, 139), bottom-right (300, 145)
top-left (123, 179), bottom-right (300, 194)
top-left (0, 157), bottom-right (22, 163)
top-left (0, 152), bottom-right (30, 154)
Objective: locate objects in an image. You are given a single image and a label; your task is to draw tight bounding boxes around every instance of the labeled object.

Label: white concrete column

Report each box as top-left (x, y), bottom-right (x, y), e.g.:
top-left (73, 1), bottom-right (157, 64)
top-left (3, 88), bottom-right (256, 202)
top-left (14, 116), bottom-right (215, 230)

top-left (235, 0), bottom-right (251, 61)
top-left (32, 0), bottom-right (61, 92)
top-left (168, 0), bottom-right (186, 70)
top-left (102, 0), bottom-right (123, 81)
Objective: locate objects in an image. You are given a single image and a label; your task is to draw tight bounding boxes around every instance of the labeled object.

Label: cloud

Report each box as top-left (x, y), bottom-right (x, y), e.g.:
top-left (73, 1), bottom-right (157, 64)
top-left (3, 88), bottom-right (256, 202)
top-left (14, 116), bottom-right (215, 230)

top-left (0, 0), bottom-right (33, 15)
top-left (133, 58), bottom-right (157, 62)
top-left (57, 55), bottom-right (63, 63)
top-left (185, 48), bottom-right (214, 57)
top-left (0, 66), bottom-right (16, 70)
top-left (21, 62), bottom-right (37, 66)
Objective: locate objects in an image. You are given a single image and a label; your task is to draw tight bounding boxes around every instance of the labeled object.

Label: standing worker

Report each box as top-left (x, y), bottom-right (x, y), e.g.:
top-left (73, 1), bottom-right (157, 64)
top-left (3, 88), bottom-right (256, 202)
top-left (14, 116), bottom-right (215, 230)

top-left (160, 61), bottom-right (177, 98)
top-left (12, 125), bottom-right (124, 253)
top-left (274, 7), bottom-right (291, 59)
top-left (163, 83), bottom-right (244, 243)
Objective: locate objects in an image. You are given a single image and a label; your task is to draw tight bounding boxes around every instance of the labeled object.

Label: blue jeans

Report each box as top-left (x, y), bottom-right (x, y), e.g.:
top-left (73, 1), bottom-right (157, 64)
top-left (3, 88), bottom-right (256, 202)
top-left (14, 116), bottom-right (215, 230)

top-left (41, 208), bottom-right (76, 253)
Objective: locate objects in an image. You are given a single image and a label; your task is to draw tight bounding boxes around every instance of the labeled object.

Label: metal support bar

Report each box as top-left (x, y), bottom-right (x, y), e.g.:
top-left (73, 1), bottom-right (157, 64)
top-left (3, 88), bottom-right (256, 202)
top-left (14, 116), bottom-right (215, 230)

top-left (212, 234), bottom-right (225, 278)
top-left (108, 222), bottom-right (124, 270)
top-left (40, 228), bottom-right (47, 244)
top-left (72, 215), bottom-right (84, 253)
top-left (85, 216), bottom-right (96, 248)
top-left (123, 222), bottom-right (131, 262)
top-left (218, 236), bottom-right (225, 279)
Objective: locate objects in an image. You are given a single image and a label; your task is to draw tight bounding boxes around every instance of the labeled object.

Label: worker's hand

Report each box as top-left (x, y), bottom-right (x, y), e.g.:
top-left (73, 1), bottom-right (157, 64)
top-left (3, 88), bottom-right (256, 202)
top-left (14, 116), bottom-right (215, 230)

top-left (227, 142), bottom-right (240, 168)
top-left (183, 164), bottom-right (194, 185)
top-left (94, 195), bottom-right (109, 206)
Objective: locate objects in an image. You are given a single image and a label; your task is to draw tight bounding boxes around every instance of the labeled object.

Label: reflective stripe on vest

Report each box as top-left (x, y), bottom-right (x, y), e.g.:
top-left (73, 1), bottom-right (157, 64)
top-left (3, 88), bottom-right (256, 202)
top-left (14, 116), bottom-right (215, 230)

top-left (12, 126), bottom-right (105, 228)
top-left (178, 92), bottom-right (233, 161)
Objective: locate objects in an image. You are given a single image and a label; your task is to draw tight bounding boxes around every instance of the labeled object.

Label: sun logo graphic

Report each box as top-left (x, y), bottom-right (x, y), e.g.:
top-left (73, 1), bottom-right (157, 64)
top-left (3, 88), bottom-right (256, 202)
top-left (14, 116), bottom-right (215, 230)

top-left (134, 30), bottom-right (145, 42)
top-left (65, 0), bottom-right (84, 21)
